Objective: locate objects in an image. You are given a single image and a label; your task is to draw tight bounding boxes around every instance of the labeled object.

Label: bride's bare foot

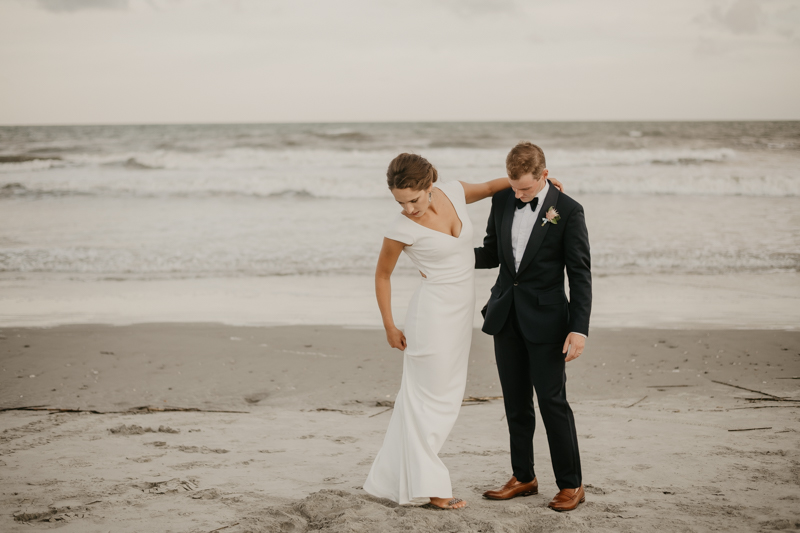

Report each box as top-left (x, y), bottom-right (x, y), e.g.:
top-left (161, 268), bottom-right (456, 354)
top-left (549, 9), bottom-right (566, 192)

top-left (428, 497), bottom-right (467, 509)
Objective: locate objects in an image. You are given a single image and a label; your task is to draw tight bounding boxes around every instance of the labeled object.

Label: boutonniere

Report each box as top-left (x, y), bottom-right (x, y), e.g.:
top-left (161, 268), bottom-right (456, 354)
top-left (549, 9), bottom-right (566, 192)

top-left (541, 206), bottom-right (560, 227)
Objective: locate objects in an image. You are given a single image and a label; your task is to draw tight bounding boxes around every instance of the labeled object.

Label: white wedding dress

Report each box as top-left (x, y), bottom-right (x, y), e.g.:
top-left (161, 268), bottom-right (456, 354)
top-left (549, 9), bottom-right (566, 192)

top-left (364, 180), bottom-right (475, 504)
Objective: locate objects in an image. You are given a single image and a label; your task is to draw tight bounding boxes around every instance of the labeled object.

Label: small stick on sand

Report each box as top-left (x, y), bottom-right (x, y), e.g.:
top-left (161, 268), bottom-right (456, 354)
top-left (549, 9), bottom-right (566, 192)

top-left (710, 380), bottom-right (783, 400)
top-left (776, 377), bottom-right (800, 380)
top-left (463, 396), bottom-right (504, 403)
top-left (733, 397), bottom-right (798, 402)
top-left (209, 523), bottom-right (239, 533)
top-left (0, 405), bottom-right (48, 412)
top-left (0, 406), bottom-right (108, 414)
top-left (369, 408), bottom-right (392, 418)
top-left (728, 427), bottom-right (772, 432)
top-left (128, 406), bottom-right (250, 414)
top-left (646, 385), bottom-right (690, 388)
top-left (0, 406), bottom-right (249, 414)
top-left (730, 405), bottom-right (798, 410)
top-left (625, 396), bottom-right (648, 408)
top-left (314, 408), bottom-right (361, 414)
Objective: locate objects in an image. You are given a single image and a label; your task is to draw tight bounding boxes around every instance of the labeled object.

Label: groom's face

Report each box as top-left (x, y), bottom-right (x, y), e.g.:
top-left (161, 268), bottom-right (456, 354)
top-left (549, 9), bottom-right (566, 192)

top-left (510, 169), bottom-right (548, 203)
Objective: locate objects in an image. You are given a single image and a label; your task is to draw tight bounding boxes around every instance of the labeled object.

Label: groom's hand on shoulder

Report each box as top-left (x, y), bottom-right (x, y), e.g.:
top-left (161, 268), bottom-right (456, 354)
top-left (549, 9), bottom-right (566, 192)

top-left (548, 177), bottom-right (565, 193)
top-left (563, 333), bottom-right (586, 362)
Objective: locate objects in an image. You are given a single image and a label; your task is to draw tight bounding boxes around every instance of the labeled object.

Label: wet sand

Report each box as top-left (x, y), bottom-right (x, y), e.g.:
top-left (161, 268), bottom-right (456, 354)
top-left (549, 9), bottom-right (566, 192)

top-left (1, 324), bottom-right (799, 532)
top-left (2, 272), bottom-right (799, 330)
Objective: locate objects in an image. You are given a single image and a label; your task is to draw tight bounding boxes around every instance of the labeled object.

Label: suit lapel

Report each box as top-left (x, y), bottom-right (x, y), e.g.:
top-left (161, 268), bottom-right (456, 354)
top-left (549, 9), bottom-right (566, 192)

top-left (516, 184), bottom-right (560, 277)
top-left (500, 192), bottom-right (516, 275)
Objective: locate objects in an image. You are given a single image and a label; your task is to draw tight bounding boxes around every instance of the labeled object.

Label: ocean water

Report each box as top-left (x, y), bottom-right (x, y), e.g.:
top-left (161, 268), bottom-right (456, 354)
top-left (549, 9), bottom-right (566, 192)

top-left (0, 122), bottom-right (798, 279)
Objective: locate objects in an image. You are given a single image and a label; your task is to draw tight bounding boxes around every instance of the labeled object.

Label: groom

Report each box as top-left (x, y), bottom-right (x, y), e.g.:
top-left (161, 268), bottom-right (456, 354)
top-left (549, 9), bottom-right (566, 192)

top-left (475, 141), bottom-right (591, 512)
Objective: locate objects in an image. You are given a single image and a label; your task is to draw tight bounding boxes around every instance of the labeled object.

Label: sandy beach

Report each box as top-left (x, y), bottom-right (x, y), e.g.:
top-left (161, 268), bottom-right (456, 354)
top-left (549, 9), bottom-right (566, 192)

top-left (2, 0), bottom-right (800, 527)
top-left (1, 122), bottom-right (798, 531)
top-left (2, 323), bottom-right (799, 532)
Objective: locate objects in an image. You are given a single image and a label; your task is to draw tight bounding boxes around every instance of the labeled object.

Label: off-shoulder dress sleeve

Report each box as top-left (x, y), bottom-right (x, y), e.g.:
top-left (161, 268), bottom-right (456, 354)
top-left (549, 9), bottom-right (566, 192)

top-left (384, 215), bottom-right (415, 246)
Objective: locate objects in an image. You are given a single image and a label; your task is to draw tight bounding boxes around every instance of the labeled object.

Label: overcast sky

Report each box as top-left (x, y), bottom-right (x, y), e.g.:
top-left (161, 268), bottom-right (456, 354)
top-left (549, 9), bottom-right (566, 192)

top-left (1, 0), bottom-right (798, 124)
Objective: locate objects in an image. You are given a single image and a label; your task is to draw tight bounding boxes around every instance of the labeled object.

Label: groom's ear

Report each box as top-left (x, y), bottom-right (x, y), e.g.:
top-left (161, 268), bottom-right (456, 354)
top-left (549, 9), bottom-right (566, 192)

top-left (541, 169), bottom-right (549, 180)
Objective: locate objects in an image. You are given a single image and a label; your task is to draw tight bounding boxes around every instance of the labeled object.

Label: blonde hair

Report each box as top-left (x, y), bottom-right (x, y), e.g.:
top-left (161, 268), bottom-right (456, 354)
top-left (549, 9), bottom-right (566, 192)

top-left (506, 142), bottom-right (546, 180)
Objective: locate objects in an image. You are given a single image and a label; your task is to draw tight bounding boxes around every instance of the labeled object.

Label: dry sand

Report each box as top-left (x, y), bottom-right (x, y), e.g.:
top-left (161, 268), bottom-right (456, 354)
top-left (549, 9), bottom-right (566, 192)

top-left (1, 324), bottom-right (799, 532)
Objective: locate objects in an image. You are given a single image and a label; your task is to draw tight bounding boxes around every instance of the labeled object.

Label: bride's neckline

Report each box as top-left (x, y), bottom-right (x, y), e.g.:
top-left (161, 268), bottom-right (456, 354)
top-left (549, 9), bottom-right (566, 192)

top-left (402, 185), bottom-right (463, 239)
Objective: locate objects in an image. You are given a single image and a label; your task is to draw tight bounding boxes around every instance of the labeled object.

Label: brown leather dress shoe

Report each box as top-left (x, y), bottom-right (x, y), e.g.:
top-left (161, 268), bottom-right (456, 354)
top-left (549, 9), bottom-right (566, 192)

top-left (483, 476), bottom-right (538, 500)
top-left (548, 485), bottom-right (585, 511)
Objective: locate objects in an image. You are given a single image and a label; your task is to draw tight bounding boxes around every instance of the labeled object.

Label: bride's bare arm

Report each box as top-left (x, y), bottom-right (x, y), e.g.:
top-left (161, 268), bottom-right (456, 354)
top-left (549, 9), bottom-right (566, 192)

top-left (375, 237), bottom-right (407, 351)
top-left (460, 178), bottom-right (509, 205)
top-left (460, 177), bottom-right (565, 205)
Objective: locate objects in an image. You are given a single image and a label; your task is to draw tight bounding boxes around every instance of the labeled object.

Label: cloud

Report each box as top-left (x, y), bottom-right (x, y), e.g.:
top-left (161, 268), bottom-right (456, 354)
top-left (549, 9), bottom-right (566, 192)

top-left (710, 0), bottom-right (763, 34)
top-left (772, 5), bottom-right (800, 41)
top-left (695, 0), bottom-right (800, 50)
top-left (436, 0), bottom-right (518, 17)
top-left (36, 0), bottom-right (129, 12)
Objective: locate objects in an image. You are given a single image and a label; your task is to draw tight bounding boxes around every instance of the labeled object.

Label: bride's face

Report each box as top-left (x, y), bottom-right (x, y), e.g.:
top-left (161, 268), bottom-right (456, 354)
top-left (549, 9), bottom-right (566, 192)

top-left (391, 186), bottom-right (432, 218)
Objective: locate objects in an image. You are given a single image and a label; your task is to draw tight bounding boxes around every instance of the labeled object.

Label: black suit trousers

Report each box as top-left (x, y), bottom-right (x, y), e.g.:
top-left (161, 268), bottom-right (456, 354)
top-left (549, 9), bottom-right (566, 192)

top-left (494, 304), bottom-right (582, 489)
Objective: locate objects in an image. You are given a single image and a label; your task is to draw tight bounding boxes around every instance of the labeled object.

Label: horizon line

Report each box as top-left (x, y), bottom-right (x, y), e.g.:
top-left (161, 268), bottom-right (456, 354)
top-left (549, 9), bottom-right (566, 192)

top-left (1, 118), bottom-right (799, 128)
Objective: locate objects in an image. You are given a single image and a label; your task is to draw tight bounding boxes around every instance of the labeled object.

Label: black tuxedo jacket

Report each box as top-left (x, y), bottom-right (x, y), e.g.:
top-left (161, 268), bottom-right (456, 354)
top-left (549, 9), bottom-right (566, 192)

top-left (474, 184), bottom-right (592, 344)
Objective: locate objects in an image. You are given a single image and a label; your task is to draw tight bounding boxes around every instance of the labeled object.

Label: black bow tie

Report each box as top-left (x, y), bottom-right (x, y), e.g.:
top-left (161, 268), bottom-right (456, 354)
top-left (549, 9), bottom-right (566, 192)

top-left (515, 197), bottom-right (539, 211)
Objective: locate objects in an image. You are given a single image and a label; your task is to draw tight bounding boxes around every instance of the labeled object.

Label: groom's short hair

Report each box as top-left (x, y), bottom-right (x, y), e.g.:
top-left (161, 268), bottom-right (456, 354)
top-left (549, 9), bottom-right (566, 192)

top-left (506, 142), bottom-right (546, 180)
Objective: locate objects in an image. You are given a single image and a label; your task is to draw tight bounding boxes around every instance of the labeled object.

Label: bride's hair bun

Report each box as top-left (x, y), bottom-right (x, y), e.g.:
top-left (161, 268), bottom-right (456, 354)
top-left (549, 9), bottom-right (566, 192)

top-left (386, 153), bottom-right (438, 191)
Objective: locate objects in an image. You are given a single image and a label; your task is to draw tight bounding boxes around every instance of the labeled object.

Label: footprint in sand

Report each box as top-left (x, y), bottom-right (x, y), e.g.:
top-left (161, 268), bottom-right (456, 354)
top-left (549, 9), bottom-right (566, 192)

top-left (191, 488), bottom-right (221, 500)
top-left (330, 436), bottom-right (358, 444)
top-left (441, 449), bottom-right (506, 457)
top-left (14, 500), bottom-right (97, 524)
top-left (176, 445), bottom-right (229, 454)
top-left (144, 442), bottom-right (228, 454)
top-left (503, 504), bottom-right (529, 516)
top-left (144, 478), bottom-right (198, 494)
top-left (602, 504), bottom-right (626, 514)
top-left (57, 459), bottom-right (92, 468)
top-left (110, 424), bottom-right (179, 435)
top-left (243, 392), bottom-right (270, 404)
top-left (14, 509), bottom-right (59, 523)
top-left (585, 484), bottom-right (608, 494)
top-left (170, 461), bottom-right (218, 471)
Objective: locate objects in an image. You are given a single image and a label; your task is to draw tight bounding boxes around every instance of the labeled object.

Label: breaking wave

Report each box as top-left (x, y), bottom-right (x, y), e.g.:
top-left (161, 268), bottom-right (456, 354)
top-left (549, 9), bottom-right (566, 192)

top-left (1, 247), bottom-right (796, 277)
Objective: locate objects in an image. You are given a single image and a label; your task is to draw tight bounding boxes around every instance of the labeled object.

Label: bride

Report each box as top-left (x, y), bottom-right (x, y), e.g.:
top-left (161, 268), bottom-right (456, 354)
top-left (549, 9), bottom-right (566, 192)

top-left (363, 153), bottom-right (561, 509)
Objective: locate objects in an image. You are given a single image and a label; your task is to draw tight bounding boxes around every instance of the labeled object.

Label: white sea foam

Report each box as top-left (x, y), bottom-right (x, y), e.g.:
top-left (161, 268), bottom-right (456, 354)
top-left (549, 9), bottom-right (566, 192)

top-left (0, 159), bottom-right (65, 172)
top-left (0, 146), bottom-right (742, 172)
top-left (1, 247), bottom-right (796, 278)
top-left (0, 122), bottom-right (798, 279)
top-left (0, 192), bottom-right (796, 278)
top-left (1, 146), bottom-right (798, 198)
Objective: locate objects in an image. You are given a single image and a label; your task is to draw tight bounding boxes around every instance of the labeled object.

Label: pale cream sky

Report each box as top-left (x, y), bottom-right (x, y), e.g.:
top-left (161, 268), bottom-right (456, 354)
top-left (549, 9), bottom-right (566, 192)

top-left (1, 0), bottom-right (798, 124)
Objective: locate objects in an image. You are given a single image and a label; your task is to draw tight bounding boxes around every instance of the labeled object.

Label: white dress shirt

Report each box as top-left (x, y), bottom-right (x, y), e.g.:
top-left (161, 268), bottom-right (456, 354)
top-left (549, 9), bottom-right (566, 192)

top-left (511, 180), bottom-right (549, 272)
top-left (510, 180), bottom-right (586, 339)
